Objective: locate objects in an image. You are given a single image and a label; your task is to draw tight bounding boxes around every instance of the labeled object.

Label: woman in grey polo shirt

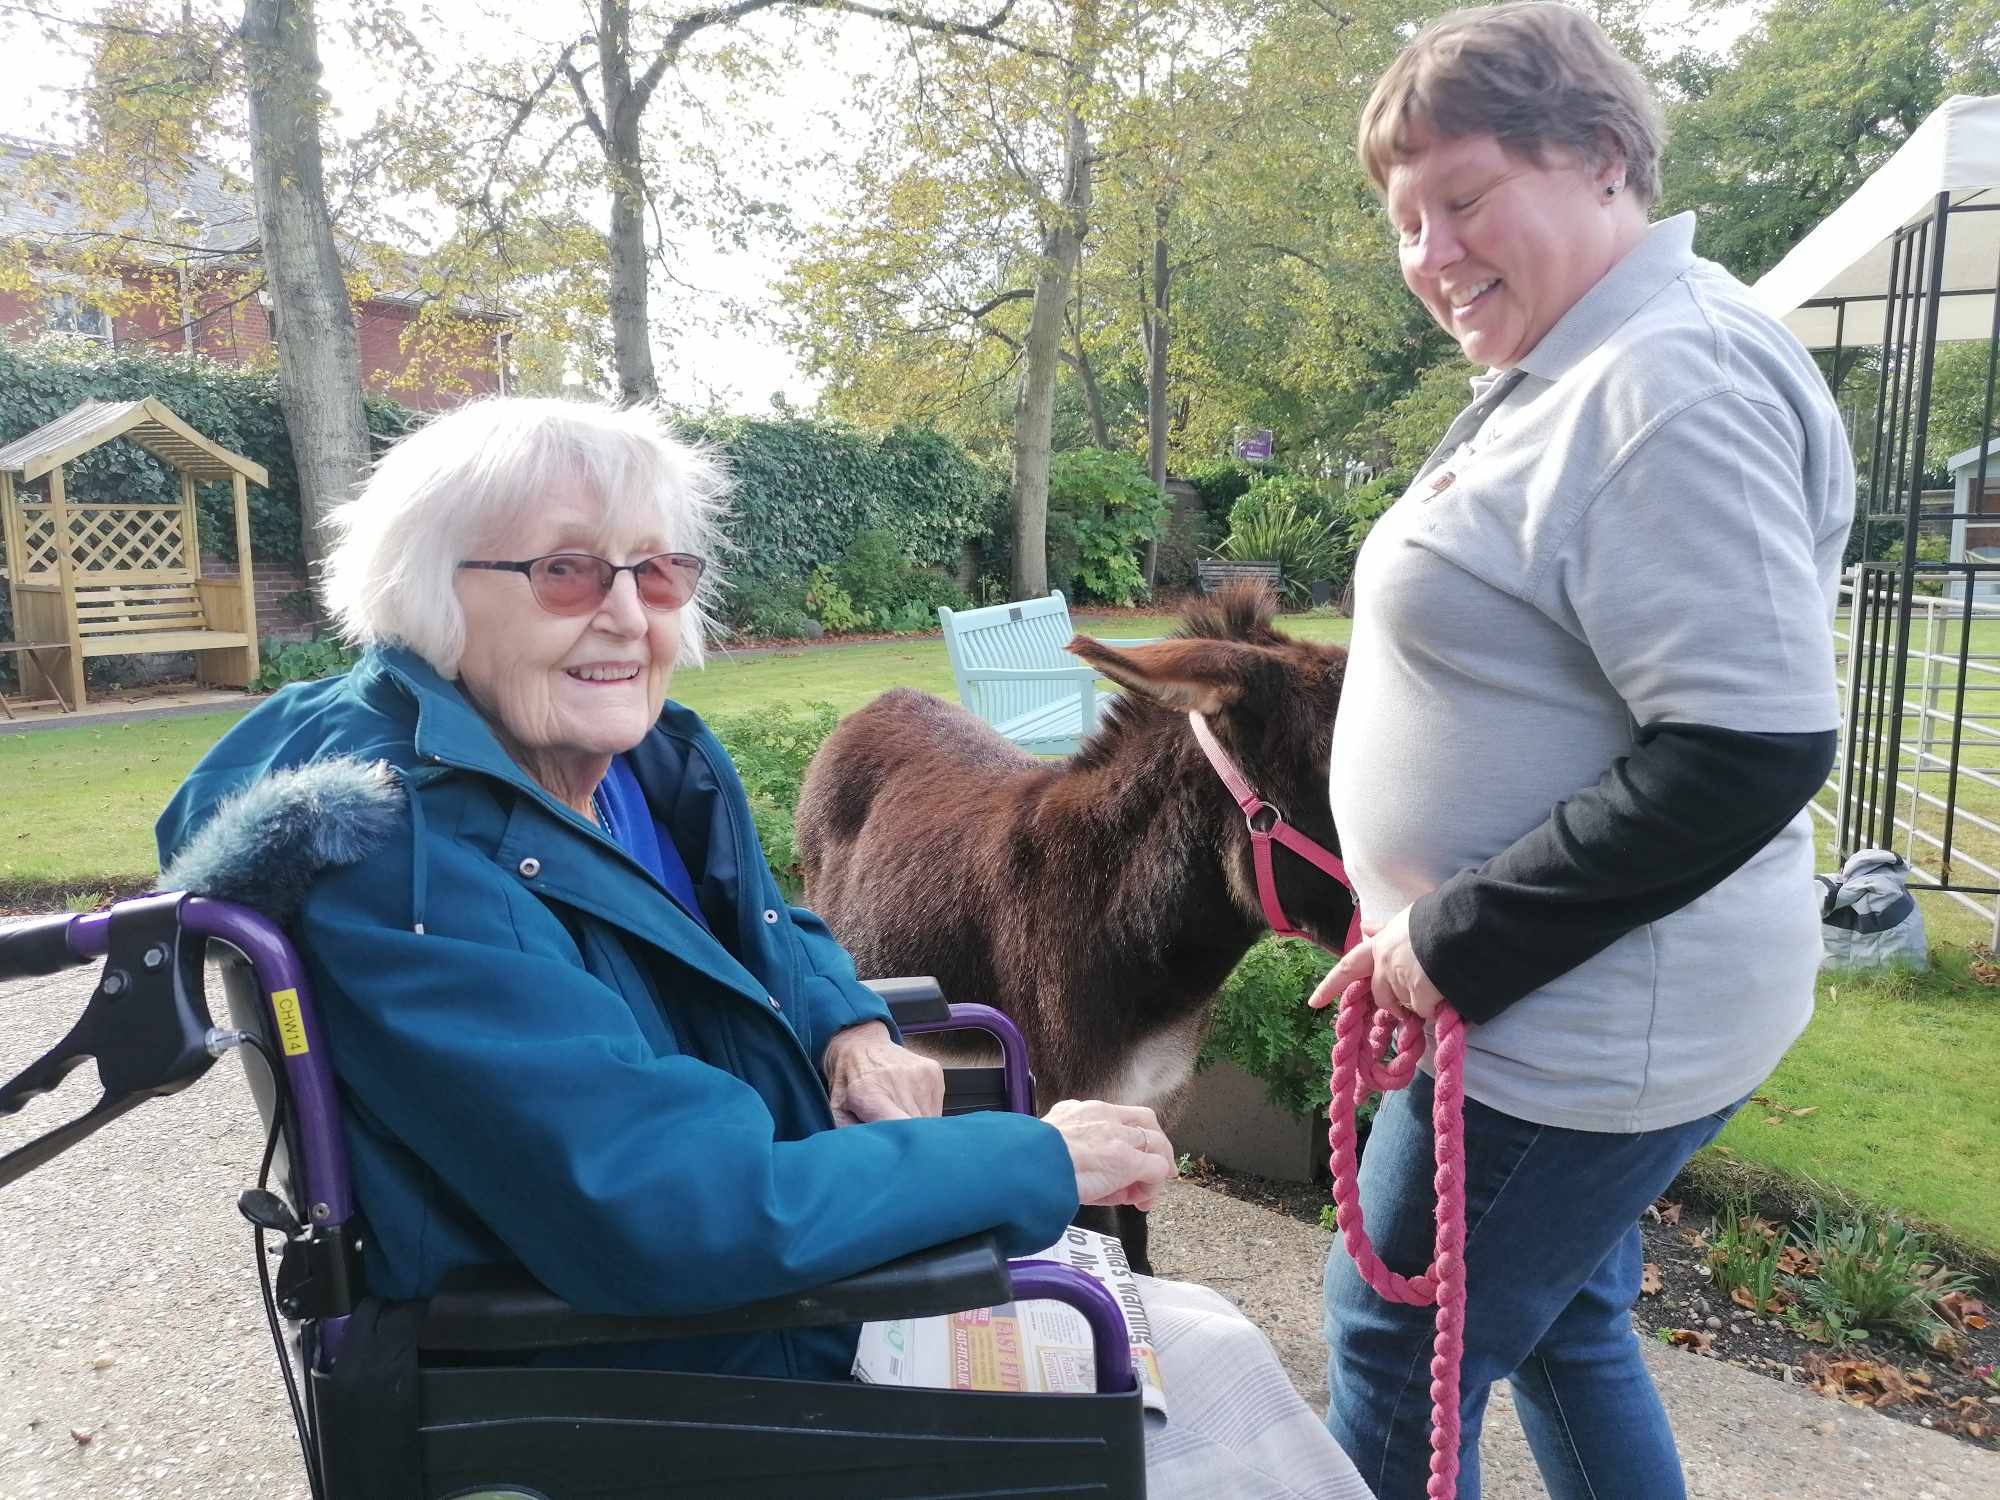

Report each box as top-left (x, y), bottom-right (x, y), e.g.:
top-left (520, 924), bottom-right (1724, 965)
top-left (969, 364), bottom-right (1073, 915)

top-left (1312, 6), bottom-right (1852, 1497)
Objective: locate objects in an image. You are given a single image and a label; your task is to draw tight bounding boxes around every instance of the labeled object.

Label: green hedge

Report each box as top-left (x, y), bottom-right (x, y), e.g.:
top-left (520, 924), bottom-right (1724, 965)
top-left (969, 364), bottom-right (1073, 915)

top-left (0, 337), bottom-right (417, 565)
top-left (675, 417), bottom-right (1002, 622)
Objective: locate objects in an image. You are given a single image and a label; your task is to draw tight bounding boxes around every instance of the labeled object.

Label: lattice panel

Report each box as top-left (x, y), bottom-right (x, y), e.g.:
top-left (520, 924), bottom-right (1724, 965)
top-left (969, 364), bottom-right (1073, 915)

top-left (17, 506), bottom-right (58, 578)
top-left (16, 504), bottom-right (186, 578)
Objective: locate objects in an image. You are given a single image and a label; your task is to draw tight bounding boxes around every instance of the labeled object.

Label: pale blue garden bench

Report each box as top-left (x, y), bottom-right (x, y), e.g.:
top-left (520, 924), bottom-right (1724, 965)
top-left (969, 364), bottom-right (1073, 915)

top-left (937, 590), bottom-right (1159, 755)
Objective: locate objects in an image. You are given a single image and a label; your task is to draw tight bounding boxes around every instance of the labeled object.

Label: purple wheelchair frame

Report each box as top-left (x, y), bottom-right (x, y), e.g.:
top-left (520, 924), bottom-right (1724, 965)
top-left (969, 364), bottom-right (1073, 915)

top-left (25, 894), bottom-right (1133, 1391)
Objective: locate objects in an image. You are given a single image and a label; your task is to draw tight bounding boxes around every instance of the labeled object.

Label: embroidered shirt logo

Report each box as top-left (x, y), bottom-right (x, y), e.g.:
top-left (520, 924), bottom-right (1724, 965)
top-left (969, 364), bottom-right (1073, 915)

top-left (1423, 469), bottom-right (1457, 500)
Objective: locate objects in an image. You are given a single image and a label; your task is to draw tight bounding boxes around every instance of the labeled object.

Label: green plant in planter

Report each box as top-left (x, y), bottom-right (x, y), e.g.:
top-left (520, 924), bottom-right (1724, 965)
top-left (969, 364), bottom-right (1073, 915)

top-left (1197, 937), bottom-right (1339, 1117)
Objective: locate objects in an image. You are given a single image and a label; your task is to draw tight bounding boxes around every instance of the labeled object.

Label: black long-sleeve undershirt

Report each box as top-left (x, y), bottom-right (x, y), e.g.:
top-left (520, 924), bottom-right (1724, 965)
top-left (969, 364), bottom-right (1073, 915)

top-left (1407, 723), bottom-right (1835, 1025)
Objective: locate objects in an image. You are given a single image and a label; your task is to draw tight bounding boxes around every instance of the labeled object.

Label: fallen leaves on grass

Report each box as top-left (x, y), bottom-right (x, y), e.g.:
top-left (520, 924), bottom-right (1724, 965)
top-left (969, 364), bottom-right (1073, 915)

top-left (1969, 960), bottom-right (2000, 986)
top-left (1751, 1094), bottom-right (1820, 1124)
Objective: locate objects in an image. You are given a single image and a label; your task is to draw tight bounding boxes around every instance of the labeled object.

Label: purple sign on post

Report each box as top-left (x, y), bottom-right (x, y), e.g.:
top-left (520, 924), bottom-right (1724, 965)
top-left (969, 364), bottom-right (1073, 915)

top-left (1235, 428), bottom-right (1274, 462)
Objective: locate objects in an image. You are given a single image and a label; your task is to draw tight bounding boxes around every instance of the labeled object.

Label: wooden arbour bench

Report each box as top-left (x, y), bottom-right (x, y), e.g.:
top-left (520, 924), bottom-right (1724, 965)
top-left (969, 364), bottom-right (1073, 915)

top-left (1194, 558), bottom-right (1282, 594)
top-left (938, 590), bottom-right (1159, 756)
top-left (0, 398), bottom-right (266, 710)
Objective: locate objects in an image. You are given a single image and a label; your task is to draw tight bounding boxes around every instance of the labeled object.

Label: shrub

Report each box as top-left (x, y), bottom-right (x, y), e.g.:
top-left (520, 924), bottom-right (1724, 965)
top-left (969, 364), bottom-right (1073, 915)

top-left (1180, 458), bottom-right (1269, 513)
top-left (1217, 498), bottom-right (1346, 606)
top-left (1228, 474), bottom-right (1338, 535)
top-left (1197, 937), bottom-right (1339, 1118)
top-left (706, 703), bottom-right (840, 900)
top-left (804, 566), bottom-right (867, 634)
top-left (832, 528), bottom-right (969, 629)
top-left (1047, 448), bottom-right (1167, 605)
top-left (835, 528), bottom-right (912, 619)
top-left (252, 635), bottom-right (360, 692)
top-left (733, 578), bottom-right (816, 641)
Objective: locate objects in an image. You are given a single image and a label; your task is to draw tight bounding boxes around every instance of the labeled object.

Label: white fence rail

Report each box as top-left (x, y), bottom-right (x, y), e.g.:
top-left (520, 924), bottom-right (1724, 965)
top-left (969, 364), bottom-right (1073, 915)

top-left (1820, 567), bottom-right (2000, 940)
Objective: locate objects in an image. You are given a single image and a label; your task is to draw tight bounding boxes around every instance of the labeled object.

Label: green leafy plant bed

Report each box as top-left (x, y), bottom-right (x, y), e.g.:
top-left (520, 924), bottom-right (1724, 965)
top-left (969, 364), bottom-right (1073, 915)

top-left (1633, 1195), bottom-right (1999, 1450)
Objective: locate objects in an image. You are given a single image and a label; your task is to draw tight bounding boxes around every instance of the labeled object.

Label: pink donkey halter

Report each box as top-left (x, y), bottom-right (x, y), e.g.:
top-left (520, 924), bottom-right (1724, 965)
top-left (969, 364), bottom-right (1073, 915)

top-left (1190, 710), bottom-right (1470, 1499)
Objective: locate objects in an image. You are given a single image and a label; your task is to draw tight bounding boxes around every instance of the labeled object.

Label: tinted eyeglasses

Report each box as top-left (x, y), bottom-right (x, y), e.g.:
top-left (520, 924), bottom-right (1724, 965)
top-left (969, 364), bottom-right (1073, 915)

top-left (457, 551), bottom-right (706, 616)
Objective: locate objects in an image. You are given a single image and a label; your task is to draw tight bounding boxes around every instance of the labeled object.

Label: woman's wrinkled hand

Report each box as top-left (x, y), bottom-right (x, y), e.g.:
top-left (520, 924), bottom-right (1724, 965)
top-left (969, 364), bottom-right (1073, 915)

top-left (1307, 904), bottom-right (1448, 1021)
top-left (823, 1021), bottom-right (947, 1125)
top-left (1041, 1099), bottom-right (1179, 1211)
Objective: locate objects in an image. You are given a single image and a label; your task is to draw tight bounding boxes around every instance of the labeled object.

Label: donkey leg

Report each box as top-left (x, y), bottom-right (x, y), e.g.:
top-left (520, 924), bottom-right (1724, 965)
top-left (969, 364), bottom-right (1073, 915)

top-left (1069, 1203), bottom-right (1153, 1276)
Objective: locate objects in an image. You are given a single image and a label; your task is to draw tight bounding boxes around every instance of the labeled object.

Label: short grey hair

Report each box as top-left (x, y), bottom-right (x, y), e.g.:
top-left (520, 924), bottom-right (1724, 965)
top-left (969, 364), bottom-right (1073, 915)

top-left (321, 397), bottom-right (730, 676)
top-left (1359, 3), bottom-right (1666, 207)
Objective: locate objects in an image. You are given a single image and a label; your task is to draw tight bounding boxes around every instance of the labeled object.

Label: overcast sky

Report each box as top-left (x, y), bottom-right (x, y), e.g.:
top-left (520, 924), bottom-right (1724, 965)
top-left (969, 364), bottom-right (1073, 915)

top-left (17, 0), bottom-right (1761, 413)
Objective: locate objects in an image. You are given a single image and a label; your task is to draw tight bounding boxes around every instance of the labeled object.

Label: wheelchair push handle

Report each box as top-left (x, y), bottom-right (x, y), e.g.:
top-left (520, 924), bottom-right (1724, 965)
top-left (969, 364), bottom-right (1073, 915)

top-left (0, 910), bottom-right (86, 980)
top-left (0, 896), bottom-right (356, 1234)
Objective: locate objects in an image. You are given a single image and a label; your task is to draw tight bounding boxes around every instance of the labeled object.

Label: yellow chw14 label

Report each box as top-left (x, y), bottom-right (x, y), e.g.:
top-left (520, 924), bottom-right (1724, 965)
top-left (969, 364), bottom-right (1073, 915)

top-left (270, 988), bottom-right (309, 1056)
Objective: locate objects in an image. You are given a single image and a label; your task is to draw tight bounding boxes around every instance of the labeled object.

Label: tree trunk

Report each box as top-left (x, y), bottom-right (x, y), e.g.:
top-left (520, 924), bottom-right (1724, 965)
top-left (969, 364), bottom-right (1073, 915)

top-left (1010, 82), bottom-right (1093, 599)
top-left (1141, 198), bottom-right (1170, 587)
top-left (1070, 322), bottom-right (1113, 450)
top-left (241, 0), bottom-right (369, 602)
top-left (599, 0), bottom-right (658, 404)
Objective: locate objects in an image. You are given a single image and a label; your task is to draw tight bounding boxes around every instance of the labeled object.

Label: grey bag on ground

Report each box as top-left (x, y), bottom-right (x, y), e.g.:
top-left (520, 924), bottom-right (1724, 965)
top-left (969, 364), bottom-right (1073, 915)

top-left (1817, 848), bottom-right (1928, 971)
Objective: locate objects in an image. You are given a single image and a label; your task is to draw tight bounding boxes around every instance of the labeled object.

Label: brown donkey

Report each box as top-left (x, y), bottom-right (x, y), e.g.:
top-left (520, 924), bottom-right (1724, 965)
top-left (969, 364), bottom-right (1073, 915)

top-left (796, 586), bottom-right (1353, 1264)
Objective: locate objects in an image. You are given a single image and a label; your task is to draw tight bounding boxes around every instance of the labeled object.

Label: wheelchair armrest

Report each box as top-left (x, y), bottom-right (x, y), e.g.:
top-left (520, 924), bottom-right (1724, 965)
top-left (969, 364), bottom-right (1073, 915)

top-left (861, 975), bottom-right (950, 1027)
top-left (419, 1232), bottom-right (1012, 1353)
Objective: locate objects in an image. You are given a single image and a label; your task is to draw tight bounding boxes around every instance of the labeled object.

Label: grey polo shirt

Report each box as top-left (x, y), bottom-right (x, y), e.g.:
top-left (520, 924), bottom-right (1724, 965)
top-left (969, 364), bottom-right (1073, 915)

top-left (1330, 213), bottom-right (1854, 1133)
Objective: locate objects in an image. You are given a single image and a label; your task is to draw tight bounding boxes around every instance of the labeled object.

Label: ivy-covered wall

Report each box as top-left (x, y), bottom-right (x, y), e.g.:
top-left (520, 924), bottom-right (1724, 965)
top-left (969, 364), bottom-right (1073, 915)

top-left (677, 416), bottom-right (1003, 614)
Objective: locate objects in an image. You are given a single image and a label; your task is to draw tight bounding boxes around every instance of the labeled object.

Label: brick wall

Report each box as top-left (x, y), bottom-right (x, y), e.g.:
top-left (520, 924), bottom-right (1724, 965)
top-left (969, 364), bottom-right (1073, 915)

top-left (1, 269), bottom-right (502, 405)
top-left (200, 554), bottom-right (316, 643)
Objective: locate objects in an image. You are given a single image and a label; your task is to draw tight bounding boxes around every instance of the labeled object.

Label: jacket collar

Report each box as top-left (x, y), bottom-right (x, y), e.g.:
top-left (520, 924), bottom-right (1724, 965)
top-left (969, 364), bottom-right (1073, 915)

top-left (1513, 213), bottom-right (1698, 384)
top-left (354, 647), bottom-right (775, 1005)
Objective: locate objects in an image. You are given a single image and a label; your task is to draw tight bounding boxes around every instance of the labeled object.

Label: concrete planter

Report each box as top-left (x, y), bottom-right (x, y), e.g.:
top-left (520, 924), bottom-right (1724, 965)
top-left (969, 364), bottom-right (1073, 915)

top-left (1169, 1060), bottom-right (1334, 1183)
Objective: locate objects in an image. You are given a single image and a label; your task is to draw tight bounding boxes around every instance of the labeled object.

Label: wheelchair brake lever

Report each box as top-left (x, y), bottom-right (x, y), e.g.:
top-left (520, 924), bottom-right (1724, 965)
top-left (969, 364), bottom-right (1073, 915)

top-left (0, 894), bottom-right (219, 1190)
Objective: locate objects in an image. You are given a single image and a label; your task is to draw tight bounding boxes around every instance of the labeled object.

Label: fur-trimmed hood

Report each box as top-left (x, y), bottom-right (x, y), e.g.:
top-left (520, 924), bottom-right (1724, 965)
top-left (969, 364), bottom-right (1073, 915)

top-left (159, 755), bottom-right (405, 922)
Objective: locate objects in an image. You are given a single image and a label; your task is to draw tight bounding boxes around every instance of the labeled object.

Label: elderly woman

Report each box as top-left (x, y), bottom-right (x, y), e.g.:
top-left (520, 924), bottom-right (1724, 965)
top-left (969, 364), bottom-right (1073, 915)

top-left (1313, 6), bottom-right (1852, 1497)
top-left (156, 397), bottom-right (1368, 1500)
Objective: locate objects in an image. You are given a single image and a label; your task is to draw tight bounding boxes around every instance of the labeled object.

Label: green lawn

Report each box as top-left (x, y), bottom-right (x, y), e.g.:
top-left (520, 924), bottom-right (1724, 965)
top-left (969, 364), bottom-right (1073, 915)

top-left (0, 710), bottom-right (251, 898)
top-left (0, 612), bottom-right (1354, 895)
top-left (679, 609), bottom-right (1351, 719)
top-left (4, 607), bottom-right (1995, 1266)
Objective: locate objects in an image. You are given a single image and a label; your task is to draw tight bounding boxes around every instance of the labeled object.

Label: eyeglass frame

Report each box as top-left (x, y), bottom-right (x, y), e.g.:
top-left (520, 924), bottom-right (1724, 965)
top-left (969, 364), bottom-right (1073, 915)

top-left (456, 550), bottom-right (707, 616)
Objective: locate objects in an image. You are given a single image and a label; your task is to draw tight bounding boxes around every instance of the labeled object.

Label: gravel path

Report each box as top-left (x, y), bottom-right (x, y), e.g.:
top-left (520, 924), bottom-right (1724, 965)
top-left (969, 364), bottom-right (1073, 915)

top-left (5, 961), bottom-right (1997, 1499)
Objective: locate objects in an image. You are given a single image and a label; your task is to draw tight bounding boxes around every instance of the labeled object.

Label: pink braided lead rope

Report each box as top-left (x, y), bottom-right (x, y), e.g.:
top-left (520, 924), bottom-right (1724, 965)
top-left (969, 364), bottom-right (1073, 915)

top-left (1328, 982), bottom-right (1468, 1500)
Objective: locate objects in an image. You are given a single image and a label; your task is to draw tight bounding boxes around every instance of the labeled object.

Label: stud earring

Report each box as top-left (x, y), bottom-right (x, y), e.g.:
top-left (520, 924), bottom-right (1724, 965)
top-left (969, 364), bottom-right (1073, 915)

top-left (1604, 180), bottom-right (1623, 199)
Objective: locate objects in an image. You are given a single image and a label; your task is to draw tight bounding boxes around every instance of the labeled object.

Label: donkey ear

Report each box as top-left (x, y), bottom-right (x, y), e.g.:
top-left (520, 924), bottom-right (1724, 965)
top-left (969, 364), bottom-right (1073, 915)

top-left (1066, 636), bottom-right (1260, 715)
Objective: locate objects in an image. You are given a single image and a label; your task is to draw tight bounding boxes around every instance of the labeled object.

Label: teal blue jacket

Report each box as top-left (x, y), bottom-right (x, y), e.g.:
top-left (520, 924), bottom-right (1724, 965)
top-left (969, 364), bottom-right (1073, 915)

top-left (156, 647), bottom-right (1077, 1380)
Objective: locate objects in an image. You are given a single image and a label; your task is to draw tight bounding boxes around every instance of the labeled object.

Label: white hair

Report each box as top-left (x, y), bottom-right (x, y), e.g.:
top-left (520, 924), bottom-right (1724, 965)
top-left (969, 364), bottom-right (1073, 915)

top-left (320, 397), bottom-right (730, 675)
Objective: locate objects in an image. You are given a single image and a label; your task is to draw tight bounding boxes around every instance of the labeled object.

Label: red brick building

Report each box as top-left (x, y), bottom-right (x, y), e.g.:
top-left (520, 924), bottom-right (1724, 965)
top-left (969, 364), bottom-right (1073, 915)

top-left (0, 139), bottom-right (511, 647)
top-left (0, 138), bottom-right (509, 408)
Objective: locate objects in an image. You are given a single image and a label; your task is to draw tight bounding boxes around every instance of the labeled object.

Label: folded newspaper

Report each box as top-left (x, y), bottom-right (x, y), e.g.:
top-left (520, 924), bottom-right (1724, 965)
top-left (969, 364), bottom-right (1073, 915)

top-left (853, 1225), bottom-right (1166, 1416)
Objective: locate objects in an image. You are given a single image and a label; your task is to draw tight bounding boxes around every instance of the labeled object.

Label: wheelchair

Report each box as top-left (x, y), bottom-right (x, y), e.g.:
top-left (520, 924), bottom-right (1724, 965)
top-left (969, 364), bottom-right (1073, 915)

top-left (1, 891), bottom-right (1146, 1499)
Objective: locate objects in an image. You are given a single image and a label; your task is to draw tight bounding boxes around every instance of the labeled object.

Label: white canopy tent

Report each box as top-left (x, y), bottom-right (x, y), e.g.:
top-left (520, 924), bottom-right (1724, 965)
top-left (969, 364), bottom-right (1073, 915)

top-left (1753, 94), bottom-right (2000, 351)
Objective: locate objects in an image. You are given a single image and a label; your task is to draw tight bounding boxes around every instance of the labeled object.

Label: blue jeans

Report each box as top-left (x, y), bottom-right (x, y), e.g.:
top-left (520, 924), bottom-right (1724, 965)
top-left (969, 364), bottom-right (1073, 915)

top-left (1322, 1072), bottom-right (1744, 1500)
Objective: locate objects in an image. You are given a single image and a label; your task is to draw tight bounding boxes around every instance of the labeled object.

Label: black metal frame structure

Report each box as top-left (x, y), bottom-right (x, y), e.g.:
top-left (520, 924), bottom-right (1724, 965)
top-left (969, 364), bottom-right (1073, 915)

top-left (1823, 192), bottom-right (2000, 897)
